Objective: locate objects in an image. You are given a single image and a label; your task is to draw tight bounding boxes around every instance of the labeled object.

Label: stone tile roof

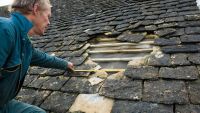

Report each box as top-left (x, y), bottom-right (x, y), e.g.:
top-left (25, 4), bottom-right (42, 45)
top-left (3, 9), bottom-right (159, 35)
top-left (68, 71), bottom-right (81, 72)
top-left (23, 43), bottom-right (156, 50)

top-left (14, 0), bottom-right (200, 112)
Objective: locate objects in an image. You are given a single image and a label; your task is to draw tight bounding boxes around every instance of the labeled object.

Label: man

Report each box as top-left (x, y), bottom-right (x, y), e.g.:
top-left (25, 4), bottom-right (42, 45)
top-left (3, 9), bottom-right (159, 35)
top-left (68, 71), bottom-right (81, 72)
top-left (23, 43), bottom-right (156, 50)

top-left (0, 0), bottom-right (74, 113)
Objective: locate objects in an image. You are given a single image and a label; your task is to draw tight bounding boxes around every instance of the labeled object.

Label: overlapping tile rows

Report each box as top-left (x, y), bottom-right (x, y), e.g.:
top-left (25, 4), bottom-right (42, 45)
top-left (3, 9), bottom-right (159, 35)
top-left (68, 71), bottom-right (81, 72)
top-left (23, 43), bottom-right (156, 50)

top-left (1, 0), bottom-right (199, 112)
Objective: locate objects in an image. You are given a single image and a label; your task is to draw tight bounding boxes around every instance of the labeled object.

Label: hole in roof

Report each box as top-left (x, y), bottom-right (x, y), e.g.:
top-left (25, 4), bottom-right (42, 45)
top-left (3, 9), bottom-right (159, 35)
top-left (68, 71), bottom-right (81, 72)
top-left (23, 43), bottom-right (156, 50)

top-left (87, 31), bottom-right (157, 70)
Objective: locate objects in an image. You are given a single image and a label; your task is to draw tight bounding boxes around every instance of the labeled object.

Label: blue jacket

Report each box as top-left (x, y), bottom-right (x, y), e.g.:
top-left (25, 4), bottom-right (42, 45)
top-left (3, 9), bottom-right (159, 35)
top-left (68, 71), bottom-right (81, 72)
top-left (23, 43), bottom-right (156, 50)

top-left (0, 12), bottom-right (68, 107)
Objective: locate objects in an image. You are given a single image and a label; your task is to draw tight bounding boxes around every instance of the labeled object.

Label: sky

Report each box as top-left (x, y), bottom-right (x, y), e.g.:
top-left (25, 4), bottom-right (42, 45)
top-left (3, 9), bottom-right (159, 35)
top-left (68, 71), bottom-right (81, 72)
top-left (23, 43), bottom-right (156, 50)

top-left (0, 0), bottom-right (13, 7)
top-left (197, 0), bottom-right (200, 9)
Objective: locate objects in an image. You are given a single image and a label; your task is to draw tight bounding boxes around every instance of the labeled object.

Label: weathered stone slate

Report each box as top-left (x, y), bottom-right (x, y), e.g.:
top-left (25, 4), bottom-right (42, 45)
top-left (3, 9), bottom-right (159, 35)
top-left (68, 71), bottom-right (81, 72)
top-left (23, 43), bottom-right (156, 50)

top-left (117, 33), bottom-right (144, 43)
top-left (188, 53), bottom-right (200, 64)
top-left (41, 76), bottom-right (69, 90)
top-left (16, 89), bottom-right (51, 106)
top-left (145, 25), bottom-right (157, 31)
top-left (143, 80), bottom-right (189, 104)
top-left (41, 91), bottom-right (77, 113)
top-left (165, 16), bottom-right (184, 22)
top-left (159, 66), bottom-right (198, 80)
top-left (161, 45), bottom-right (200, 53)
top-left (170, 53), bottom-right (191, 66)
top-left (124, 66), bottom-right (159, 80)
top-left (185, 15), bottom-right (200, 21)
top-left (99, 79), bottom-right (142, 100)
top-left (154, 28), bottom-right (176, 37)
top-left (147, 53), bottom-right (171, 66)
top-left (154, 38), bottom-right (181, 46)
top-left (180, 35), bottom-right (200, 43)
top-left (157, 22), bottom-right (178, 29)
top-left (45, 68), bottom-right (65, 76)
top-left (185, 27), bottom-right (200, 34)
top-left (115, 23), bottom-right (129, 30)
top-left (176, 104), bottom-right (200, 113)
top-left (128, 21), bottom-right (143, 29)
top-left (61, 77), bottom-right (98, 93)
top-left (111, 100), bottom-right (173, 113)
top-left (145, 15), bottom-right (159, 20)
top-left (23, 75), bottom-right (38, 86)
top-left (28, 77), bottom-right (50, 88)
top-left (69, 53), bottom-right (88, 66)
top-left (29, 67), bottom-right (49, 75)
top-left (187, 80), bottom-right (200, 104)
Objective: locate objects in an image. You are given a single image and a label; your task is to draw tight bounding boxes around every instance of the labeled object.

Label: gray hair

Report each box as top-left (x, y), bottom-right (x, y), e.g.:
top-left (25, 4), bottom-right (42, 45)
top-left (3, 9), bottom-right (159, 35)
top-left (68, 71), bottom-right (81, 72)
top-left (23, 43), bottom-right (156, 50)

top-left (12, 0), bottom-right (51, 14)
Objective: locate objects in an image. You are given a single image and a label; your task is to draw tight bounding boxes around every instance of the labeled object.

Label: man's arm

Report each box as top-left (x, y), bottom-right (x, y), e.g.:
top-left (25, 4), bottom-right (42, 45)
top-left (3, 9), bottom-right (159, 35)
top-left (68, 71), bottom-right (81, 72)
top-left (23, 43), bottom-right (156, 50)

top-left (30, 48), bottom-right (72, 70)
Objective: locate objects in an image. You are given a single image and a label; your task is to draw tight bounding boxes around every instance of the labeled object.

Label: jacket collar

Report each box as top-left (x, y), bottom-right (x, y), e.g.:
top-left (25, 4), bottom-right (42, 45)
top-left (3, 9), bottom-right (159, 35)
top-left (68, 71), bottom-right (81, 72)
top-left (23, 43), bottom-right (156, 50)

top-left (11, 12), bottom-right (33, 34)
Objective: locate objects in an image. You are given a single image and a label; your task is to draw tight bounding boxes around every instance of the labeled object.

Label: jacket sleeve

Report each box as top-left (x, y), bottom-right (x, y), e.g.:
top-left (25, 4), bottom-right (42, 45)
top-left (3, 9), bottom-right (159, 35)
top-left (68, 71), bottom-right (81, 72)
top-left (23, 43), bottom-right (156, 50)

top-left (0, 28), bottom-right (14, 68)
top-left (30, 48), bottom-right (68, 70)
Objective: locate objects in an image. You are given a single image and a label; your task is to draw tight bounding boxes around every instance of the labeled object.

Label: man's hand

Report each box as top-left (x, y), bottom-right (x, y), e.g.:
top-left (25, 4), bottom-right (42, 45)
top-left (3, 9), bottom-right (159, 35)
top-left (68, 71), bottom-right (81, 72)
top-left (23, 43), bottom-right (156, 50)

top-left (66, 62), bottom-right (74, 74)
top-left (67, 62), bottom-right (74, 70)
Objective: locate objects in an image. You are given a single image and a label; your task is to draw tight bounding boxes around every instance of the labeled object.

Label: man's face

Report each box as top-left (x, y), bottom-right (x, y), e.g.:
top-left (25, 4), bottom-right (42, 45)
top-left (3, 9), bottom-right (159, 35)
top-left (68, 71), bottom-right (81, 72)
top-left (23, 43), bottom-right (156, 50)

top-left (33, 6), bottom-right (51, 35)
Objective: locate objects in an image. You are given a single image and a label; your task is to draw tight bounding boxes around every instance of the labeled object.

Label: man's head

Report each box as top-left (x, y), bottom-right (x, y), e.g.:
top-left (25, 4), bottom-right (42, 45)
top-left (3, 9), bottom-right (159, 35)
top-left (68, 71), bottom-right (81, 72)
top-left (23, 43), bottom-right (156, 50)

top-left (12, 0), bottom-right (52, 36)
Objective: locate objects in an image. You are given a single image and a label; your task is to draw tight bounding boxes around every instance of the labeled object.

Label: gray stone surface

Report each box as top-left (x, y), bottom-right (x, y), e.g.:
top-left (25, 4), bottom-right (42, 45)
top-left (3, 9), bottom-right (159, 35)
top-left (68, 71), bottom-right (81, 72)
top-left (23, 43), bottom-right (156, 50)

top-left (188, 80), bottom-right (200, 104)
top-left (124, 66), bottom-right (159, 80)
top-left (188, 53), bottom-right (200, 64)
top-left (185, 27), bottom-right (200, 34)
top-left (154, 38), bottom-right (181, 46)
top-left (161, 45), bottom-right (200, 53)
top-left (154, 28), bottom-right (176, 37)
top-left (69, 53), bottom-right (88, 66)
top-left (111, 100), bottom-right (173, 113)
top-left (16, 89), bottom-right (51, 106)
top-left (28, 77), bottom-right (50, 88)
top-left (143, 80), bottom-right (189, 104)
top-left (23, 75), bottom-right (38, 86)
top-left (99, 79), bottom-right (142, 100)
top-left (41, 91), bottom-right (77, 113)
top-left (176, 104), bottom-right (200, 113)
top-left (61, 77), bottom-right (98, 93)
top-left (41, 76), bottom-right (69, 90)
top-left (171, 53), bottom-right (191, 66)
top-left (159, 66), bottom-right (198, 80)
top-left (147, 53), bottom-right (171, 66)
top-left (180, 35), bottom-right (200, 43)
top-left (117, 33), bottom-right (145, 43)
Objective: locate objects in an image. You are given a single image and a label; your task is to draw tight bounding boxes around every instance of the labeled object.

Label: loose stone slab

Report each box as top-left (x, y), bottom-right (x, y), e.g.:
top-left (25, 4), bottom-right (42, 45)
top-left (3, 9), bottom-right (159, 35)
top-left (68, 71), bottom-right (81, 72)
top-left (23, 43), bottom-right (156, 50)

top-left (159, 66), bottom-right (198, 80)
top-left (41, 91), bottom-right (77, 113)
top-left (41, 76), bottom-right (69, 90)
top-left (111, 100), bottom-right (173, 113)
top-left (61, 77), bottom-right (98, 93)
top-left (124, 66), bottom-right (159, 80)
top-left (117, 33), bottom-right (144, 43)
top-left (69, 94), bottom-right (114, 113)
top-left (143, 80), bottom-right (189, 104)
top-left (176, 104), bottom-right (200, 113)
top-left (99, 79), bottom-right (142, 100)
top-left (188, 80), bottom-right (200, 104)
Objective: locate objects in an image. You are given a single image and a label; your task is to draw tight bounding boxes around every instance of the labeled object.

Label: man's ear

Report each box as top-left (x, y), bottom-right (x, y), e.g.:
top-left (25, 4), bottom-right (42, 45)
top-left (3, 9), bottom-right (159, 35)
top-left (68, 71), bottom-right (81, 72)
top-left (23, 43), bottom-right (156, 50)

top-left (32, 3), bottom-right (40, 15)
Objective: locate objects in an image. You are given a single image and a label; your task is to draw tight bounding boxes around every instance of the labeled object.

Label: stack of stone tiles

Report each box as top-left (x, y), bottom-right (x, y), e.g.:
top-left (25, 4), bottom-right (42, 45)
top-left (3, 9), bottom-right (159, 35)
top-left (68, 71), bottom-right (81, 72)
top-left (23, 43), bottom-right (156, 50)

top-left (15, 0), bottom-right (200, 112)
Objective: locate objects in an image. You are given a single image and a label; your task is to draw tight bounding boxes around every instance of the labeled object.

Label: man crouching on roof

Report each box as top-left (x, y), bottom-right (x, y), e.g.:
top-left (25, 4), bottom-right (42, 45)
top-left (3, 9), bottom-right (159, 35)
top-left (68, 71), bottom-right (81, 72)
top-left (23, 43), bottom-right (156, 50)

top-left (0, 0), bottom-right (74, 112)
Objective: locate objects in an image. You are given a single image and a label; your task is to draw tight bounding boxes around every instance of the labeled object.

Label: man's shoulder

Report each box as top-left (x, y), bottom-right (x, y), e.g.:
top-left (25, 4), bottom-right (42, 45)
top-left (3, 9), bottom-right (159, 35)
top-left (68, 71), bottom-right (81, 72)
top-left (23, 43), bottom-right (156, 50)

top-left (0, 17), bottom-right (15, 35)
